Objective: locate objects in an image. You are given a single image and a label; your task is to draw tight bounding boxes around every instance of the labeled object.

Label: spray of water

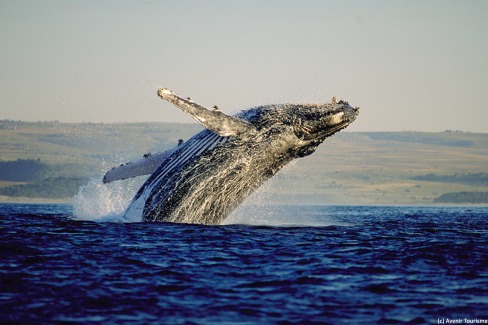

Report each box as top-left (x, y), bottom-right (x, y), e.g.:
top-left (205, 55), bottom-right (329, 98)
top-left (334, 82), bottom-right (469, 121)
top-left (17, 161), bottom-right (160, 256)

top-left (224, 161), bottom-right (348, 227)
top-left (71, 176), bottom-right (146, 222)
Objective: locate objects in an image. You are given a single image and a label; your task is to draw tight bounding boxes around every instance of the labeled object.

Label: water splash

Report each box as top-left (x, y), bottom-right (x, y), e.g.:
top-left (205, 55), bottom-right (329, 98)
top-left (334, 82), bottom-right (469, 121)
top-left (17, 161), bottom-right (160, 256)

top-left (71, 176), bottom-right (146, 222)
top-left (224, 204), bottom-right (345, 227)
top-left (224, 162), bottom-right (348, 227)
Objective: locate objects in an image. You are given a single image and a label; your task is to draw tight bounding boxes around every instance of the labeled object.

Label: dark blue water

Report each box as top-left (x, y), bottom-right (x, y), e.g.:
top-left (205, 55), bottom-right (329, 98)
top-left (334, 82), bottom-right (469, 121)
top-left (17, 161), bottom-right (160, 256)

top-left (1, 204), bottom-right (487, 324)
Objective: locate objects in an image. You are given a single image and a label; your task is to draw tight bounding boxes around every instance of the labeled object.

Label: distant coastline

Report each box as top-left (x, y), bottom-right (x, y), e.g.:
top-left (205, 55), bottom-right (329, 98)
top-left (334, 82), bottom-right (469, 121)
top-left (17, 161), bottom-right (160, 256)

top-left (1, 120), bottom-right (487, 205)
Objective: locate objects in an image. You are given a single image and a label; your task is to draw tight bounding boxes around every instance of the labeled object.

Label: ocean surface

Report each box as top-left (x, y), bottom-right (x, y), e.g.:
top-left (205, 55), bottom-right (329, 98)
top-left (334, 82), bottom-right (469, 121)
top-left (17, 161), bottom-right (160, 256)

top-left (1, 203), bottom-right (487, 324)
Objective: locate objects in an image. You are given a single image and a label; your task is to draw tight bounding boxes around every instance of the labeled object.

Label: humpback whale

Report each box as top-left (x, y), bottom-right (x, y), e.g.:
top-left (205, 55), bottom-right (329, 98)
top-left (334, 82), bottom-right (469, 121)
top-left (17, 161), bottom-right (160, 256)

top-left (106, 88), bottom-right (359, 224)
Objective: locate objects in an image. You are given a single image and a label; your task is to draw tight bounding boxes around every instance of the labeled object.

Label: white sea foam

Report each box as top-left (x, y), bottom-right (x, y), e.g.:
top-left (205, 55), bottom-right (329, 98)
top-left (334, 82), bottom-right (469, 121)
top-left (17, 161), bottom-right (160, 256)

top-left (71, 176), bottom-right (146, 222)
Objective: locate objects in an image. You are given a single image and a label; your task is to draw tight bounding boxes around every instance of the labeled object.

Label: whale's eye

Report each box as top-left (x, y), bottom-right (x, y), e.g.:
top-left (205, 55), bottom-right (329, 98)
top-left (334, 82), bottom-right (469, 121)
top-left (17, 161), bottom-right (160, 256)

top-left (292, 118), bottom-right (308, 140)
top-left (293, 116), bottom-right (323, 140)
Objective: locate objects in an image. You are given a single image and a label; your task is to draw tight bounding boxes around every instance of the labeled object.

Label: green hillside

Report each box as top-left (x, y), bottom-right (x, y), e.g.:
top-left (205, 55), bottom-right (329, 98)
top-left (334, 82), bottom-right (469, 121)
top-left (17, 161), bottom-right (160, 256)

top-left (1, 120), bottom-right (487, 204)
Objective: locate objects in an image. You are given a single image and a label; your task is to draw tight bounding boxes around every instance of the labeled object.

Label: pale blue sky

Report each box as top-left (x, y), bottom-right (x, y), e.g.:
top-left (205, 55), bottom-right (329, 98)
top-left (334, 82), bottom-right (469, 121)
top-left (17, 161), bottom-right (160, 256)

top-left (1, 0), bottom-right (487, 132)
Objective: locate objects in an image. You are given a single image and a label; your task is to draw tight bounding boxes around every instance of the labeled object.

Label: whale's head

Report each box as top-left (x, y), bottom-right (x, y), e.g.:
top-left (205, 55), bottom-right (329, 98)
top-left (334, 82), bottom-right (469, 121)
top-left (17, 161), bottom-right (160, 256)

top-left (284, 100), bottom-right (359, 157)
top-left (240, 99), bottom-right (359, 158)
top-left (292, 100), bottom-right (358, 140)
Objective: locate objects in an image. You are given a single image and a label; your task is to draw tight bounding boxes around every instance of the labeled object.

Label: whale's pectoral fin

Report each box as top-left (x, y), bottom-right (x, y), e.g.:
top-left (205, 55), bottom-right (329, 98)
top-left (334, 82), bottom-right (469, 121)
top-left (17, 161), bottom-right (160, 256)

top-left (103, 147), bottom-right (176, 183)
top-left (157, 88), bottom-right (256, 137)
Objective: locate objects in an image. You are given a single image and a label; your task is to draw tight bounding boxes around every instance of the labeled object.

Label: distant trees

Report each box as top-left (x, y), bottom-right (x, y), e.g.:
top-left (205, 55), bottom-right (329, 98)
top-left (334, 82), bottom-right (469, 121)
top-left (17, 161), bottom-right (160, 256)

top-left (0, 159), bottom-right (49, 182)
top-left (0, 177), bottom-right (87, 198)
top-left (433, 192), bottom-right (488, 204)
top-left (0, 159), bottom-right (88, 199)
top-left (412, 173), bottom-right (488, 186)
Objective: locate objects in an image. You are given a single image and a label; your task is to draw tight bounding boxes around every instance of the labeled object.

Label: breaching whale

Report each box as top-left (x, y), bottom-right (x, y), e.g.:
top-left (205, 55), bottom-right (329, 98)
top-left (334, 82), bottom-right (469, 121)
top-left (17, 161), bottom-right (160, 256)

top-left (105, 88), bottom-right (359, 224)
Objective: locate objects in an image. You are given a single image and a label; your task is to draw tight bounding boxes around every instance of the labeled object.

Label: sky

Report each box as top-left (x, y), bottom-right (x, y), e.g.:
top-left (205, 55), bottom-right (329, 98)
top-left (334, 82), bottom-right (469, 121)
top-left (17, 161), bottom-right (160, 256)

top-left (1, 0), bottom-right (487, 132)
